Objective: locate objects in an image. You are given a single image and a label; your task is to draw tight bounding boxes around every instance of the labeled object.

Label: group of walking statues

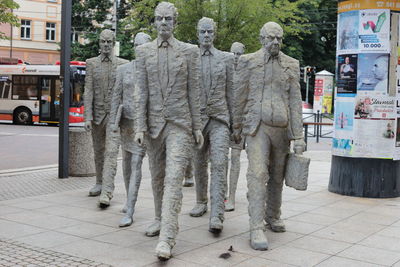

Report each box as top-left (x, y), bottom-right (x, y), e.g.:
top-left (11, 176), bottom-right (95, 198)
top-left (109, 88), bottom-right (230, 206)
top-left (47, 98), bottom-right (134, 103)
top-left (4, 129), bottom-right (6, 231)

top-left (83, 1), bottom-right (305, 261)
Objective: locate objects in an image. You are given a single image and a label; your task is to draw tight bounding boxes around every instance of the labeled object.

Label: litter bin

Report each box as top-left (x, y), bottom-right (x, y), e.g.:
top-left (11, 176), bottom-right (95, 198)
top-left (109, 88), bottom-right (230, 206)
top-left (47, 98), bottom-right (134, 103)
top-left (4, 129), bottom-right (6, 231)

top-left (69, 127), bottom-right (95, 177)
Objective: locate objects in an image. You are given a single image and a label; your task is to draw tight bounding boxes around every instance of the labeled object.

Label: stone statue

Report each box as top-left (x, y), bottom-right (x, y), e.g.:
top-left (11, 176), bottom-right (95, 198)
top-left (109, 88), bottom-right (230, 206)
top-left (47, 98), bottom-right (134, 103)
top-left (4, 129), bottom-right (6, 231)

top-left (84, 29), bottom-right (128, 201)
top-left (232, 22), bottom-right (305, 250)
top-left (189, 17), bottom-right (234, 235)
top-left (183, 160), bottom-right (194, 187)
top-left (99, 32), bottom-right (152, 226)
top-left (225, 41), bottom-right (245, 212)
top-left (133, 2), bottom-right (204, 260)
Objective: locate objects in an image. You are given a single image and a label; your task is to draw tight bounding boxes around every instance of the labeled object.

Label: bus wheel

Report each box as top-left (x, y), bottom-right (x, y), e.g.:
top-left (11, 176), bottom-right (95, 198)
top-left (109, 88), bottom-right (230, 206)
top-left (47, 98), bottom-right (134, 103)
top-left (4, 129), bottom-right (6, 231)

top-left (13, 108), bottom-right (33, 125)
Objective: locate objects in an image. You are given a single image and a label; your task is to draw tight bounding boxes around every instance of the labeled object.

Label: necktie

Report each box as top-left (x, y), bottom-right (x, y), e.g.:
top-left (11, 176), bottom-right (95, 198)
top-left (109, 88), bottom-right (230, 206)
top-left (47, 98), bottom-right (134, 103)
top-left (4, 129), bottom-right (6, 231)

top-left (159, 42), bottom-right (169, 96)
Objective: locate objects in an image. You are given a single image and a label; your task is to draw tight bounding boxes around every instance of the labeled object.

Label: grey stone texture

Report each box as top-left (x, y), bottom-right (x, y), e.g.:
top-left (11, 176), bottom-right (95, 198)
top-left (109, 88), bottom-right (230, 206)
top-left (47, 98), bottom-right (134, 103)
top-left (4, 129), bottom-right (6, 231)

top-left (232, 22), bottom-right (305, 250)
top-left (133, 1), bottom-right (204, 260)
top-left (226, 41), bottom-right (246, 212)
top-left (190, 17), bottom-right (234, 233)
top-left (83, 29), bottom-right (128, 198)
top-left (68, 127), bottom-right (96, 177)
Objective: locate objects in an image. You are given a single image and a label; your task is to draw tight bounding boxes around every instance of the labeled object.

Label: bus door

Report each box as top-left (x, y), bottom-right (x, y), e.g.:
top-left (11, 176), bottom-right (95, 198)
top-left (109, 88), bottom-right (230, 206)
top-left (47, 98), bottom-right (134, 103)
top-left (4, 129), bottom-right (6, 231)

top-left (39, 76), bottom-right (61, 123)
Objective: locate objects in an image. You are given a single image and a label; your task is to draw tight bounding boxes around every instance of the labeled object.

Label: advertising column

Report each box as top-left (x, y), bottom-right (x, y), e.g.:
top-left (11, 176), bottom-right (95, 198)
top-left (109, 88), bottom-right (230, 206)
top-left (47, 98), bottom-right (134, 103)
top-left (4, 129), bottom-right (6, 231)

top-left (313, 70), bottom-right (334, 114)
top-left (329, 0), bottom-right (400, 197)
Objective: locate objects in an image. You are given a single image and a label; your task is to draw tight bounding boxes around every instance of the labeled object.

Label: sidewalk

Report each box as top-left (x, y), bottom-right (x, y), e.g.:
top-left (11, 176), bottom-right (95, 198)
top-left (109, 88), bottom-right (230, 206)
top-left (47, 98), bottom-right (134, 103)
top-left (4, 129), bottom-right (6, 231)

top-left (1, 141), bottom-right (400, 267)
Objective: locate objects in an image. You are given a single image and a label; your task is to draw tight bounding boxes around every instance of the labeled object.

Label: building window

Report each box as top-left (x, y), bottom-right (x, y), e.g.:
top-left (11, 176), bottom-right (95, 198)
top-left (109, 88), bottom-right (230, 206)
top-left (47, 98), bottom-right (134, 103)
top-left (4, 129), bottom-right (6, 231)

top-left (20, 20), bottom-right (31, 40)
top-left (46, 22), bottom-right (56, 42)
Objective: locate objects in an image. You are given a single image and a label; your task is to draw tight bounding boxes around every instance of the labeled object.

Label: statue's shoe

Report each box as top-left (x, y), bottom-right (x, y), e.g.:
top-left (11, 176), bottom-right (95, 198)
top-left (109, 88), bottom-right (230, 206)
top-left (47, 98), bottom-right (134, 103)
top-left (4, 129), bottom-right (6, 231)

top-left (88, 184), bottom-right (102, 196)
top-left (209, 217), bottom-right (223, 234)
top-left (145, 220), bottom-right (161, 237)
top-left (225, 200), bottom-right (235, 212)
top-left (98, 191), bottom-right (113, 208)
top-left (119, 215), bottom-right (133, 227)
top-left (156, 241), bottom-right (172, 261)
top-left (250, 229), bottom-right (268, 250)
top-left (183, 177), bottom-right (194, 187)
top-left (189, 203), bottom-right (207, 217)
top-left (266, 218), bottom-right (286, 232)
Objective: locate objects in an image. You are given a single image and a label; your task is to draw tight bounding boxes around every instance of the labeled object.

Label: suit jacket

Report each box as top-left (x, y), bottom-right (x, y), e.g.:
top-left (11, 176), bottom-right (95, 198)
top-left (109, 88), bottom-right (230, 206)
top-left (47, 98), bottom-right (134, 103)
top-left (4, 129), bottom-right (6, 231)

top-left (84, 55), bottom-right (128, 125)
top-left (109, 61), bottom-right (136, 126)
top-left (135, 37), bottom-right (202, 139)
top-left (199, 47), bottom-right (234, 131)
top-left (232, 49), bottom-right (303, 140)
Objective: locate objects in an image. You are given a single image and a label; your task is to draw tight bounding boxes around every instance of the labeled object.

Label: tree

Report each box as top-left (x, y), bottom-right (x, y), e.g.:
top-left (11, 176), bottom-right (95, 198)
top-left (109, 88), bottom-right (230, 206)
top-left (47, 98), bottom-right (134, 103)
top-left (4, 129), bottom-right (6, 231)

top-left (0, 0), bottom-right (20, 40)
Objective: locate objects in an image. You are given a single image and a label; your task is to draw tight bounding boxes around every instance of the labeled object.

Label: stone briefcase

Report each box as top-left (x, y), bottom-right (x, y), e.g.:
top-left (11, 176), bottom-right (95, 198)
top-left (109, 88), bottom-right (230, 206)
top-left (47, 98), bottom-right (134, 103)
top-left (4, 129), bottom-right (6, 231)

top-left (284, 153), bottom-right (310, 191)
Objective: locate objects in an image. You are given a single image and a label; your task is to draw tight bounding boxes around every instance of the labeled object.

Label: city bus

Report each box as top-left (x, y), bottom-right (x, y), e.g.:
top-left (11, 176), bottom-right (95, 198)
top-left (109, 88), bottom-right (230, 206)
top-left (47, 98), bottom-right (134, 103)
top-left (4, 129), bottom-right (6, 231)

top-left (0, 63), bottom-right (85, 124)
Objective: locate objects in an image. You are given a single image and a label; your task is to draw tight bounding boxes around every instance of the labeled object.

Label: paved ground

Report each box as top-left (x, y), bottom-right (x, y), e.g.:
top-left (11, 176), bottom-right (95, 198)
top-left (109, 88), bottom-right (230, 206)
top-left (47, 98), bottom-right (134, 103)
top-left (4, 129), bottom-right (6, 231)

top-left (1, 144), bottom-right (400, 266)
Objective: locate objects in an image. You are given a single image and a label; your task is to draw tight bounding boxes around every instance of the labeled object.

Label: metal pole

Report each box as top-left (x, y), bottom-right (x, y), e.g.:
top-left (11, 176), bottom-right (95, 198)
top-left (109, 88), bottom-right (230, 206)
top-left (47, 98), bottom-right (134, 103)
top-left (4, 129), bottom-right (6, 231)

top-left (305, 75), bottom-right (309, 104)
top-left (9, 9), bottom-right (13, 59)
top-left (58, 0), bottom-right (72, 178)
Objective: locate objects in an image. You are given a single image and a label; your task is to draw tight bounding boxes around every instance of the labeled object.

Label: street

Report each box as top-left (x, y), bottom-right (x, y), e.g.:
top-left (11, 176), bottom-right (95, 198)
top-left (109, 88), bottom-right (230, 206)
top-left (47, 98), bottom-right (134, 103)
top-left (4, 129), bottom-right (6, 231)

top-left (0, 123), bottom-right (58, 171)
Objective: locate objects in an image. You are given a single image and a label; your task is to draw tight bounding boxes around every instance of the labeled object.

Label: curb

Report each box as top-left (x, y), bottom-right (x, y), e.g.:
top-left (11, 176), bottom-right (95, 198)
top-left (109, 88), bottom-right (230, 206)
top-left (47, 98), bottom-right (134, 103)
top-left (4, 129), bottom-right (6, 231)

top-left (0, 164), bottom-right (58, 176)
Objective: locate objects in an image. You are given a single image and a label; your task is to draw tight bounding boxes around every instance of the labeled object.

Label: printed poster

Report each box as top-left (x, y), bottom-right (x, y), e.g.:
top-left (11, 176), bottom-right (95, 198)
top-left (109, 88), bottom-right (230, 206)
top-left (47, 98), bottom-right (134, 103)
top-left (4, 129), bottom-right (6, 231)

top-left (333, 98), bottom-right (355, 157)
top-left (337, 54), bottom-right (358, 95)
top-left (359, 9), bottom-right (391, 53)
top-left (337, 10), bottom-right (359, 54)
top-left (357, 53), bottom-right (389, 92)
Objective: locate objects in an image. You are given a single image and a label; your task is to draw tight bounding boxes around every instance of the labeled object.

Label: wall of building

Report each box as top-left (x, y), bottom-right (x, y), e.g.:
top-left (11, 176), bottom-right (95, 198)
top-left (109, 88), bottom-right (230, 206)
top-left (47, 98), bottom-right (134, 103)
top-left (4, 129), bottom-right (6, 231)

top-left (0, 0), bottom-right (61, 64)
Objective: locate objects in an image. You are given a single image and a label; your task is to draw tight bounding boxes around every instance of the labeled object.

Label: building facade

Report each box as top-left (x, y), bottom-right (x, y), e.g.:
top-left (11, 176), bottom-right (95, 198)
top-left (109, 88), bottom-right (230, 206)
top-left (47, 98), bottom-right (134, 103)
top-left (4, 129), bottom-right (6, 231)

top-left (0, 0), bottom-right (62, 64)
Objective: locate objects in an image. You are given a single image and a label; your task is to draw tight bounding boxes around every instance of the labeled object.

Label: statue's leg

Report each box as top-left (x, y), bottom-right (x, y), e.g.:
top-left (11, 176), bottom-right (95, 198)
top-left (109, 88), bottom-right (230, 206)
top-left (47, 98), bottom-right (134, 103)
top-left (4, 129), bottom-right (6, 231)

top-left (226, 148), bottom-right (241, 211)
top-left (265, 127), bottom-right (289, 233)
top-left (119, 144), bottom-right (146, 227)
top-left (99, 126), bottom-right (120, 207)
top-left (89, 122), bottom-right (106, 196)
top-left (246, 125), bottom-right (270, 250)
top-left (183, 159), bottom-right (194, 187)
top-left (121, 149), bottom-right (132, 213)
top-left (146, 134), bottom-right (166, 237)
top-left (208, 120), bottom-right (229, 233)
top-left (157, 125), bottom-right (192, 253)
top-left (189, 130), bottom-right (209, 217)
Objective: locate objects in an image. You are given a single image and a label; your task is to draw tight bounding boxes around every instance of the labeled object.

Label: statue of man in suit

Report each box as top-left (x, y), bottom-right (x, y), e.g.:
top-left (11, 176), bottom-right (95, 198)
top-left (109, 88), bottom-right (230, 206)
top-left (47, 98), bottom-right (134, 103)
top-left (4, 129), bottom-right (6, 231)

top-left (232, 22), bottom-right (305, 250)
top-left (101, 32), bottom-right (152, 227)
top-left (225, 41), bottom-right (245, 212)
top-left (189, 17), bottom-right (234, 235)
top-left (84, 29), bottom-right (128, 201)
top-left (134, 2), bottom-right (204, 260)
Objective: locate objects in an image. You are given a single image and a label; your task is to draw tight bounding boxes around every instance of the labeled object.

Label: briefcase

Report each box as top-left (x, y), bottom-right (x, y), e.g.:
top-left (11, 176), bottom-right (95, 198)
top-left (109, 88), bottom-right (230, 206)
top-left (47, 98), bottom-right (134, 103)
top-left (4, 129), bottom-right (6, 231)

top-left (284, 153), bottom-right (310, 191)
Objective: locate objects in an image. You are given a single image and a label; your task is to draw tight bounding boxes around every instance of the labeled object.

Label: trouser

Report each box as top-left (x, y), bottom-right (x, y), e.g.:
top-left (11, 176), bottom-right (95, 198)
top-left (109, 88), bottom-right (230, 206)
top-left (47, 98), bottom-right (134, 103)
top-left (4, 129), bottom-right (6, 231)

top-left (185, 159), bottom-right (193, 179)
top-left (91, 116), bottom-right (109, 186)
top-left (194, 119), bottom-right (230, 221)
top-left (120, 119), bottom-right (146, 215)
top-left (147, 123), bottom-right (193, 247)
top-left (227, 148), bottom-right (241, 198)
top-left (245, 123), bottom-right (289, 231)
top-left (100, 119), bottom-right (121, 194)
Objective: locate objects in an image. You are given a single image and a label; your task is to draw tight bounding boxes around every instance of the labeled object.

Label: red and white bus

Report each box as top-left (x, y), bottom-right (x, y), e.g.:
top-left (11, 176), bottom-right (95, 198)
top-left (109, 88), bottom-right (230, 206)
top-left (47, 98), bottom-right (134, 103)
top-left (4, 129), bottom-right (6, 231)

top-left (0, 63), bottom-right (85, 124)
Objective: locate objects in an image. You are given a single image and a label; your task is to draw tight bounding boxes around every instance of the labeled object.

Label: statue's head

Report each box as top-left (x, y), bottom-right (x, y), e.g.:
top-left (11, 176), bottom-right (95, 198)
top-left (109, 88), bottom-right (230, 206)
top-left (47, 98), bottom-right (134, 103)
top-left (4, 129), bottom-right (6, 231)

top-left (230, 42), bottom-right (245, 64)
top-left (259, 22), bottom-right (283, 57)
top-left (154, 2), bottom-right (178, 40)
top-left (372, 55), bottom-right (388, 81)
top-left (134, 32), bottom-right (152, 51)
top-left (99, 29), bottom-right (115, 56)
top-left (197, 17), bottom-right (216, 49)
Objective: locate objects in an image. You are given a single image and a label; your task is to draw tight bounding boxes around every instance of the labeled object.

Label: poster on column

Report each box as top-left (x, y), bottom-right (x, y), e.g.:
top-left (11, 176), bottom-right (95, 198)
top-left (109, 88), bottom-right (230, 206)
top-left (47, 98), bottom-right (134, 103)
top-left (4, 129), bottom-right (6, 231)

top-left (357, 53), bottom-right (389, 93)
top-left (337, 10), bottom-right (359, 54)
top-left (393, 66), bottom-right (400, 160)
top-left (359, 9), bottom-right (391, 53)
top-left (352, 92), bottom-right (396, 158)
top-left (337, 54), bottom-right (358, 95)
top-left (333, 98), bottom-right (355, 157)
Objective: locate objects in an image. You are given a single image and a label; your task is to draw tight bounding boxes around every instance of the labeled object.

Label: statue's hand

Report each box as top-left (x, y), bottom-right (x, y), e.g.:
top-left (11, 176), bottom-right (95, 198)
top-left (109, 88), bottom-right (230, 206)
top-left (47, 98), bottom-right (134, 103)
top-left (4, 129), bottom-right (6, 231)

top-left (111, 124), bottom-right (119, 133)
top-left (134, 132), bottom-right (145, 146)
top-left (84, 120), bottom-right (92, 131)
top-left (294, 139), bottom-right (306, 155)
top-left (194, 130), bottom-right (204, 149)
top-left (232, 128), bottom-right (242, 144)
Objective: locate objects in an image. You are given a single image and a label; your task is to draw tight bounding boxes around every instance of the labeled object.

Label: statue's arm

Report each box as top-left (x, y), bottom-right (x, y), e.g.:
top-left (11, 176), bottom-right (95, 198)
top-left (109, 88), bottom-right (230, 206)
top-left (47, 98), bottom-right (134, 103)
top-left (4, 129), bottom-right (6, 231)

top-left (225, 53), bottom-right (235, 130)
top-left (134, 47), bottom-right (148, 133)
top-left (84, 59), bottom-right (94, 122)
top-left (187, 46), bottom-right (202, 132)
top-left (289, 60), bottom-right (303, 140)
top-left (232, 56), bottom-right (250, 132)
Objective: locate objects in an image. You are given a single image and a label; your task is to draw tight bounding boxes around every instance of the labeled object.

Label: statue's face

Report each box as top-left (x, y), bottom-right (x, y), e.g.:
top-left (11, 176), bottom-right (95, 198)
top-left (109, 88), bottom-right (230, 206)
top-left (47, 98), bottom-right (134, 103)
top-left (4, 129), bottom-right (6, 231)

top-left (372, 57), bottom-right (387, 81)
top-left (134, 35), bottom-right (149, 49)
top-left (99, 33), bottom-right (114, 55)
top-left (198, 21), bottom-right (215, 48)
top-left (155, 7), bottom-right (175, 40)
top-left (260, 26), bottom-right (283, 56)
top-left (231, 45), bottom-right (244, 64)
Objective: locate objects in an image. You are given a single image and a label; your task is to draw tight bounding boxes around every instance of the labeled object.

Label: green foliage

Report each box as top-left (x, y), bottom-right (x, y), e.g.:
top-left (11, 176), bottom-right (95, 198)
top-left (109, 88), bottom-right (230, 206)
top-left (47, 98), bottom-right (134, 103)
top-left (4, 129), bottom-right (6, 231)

top-left (0, 0), bottom-right (20, 40)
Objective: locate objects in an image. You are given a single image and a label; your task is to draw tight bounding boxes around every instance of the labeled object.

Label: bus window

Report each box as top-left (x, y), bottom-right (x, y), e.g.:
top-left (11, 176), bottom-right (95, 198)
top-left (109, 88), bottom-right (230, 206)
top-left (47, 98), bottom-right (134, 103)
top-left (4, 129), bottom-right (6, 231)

top-left (0, 77), bottom-right (11, 99)
top-left (12, 75), bottom-right (39, 100)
